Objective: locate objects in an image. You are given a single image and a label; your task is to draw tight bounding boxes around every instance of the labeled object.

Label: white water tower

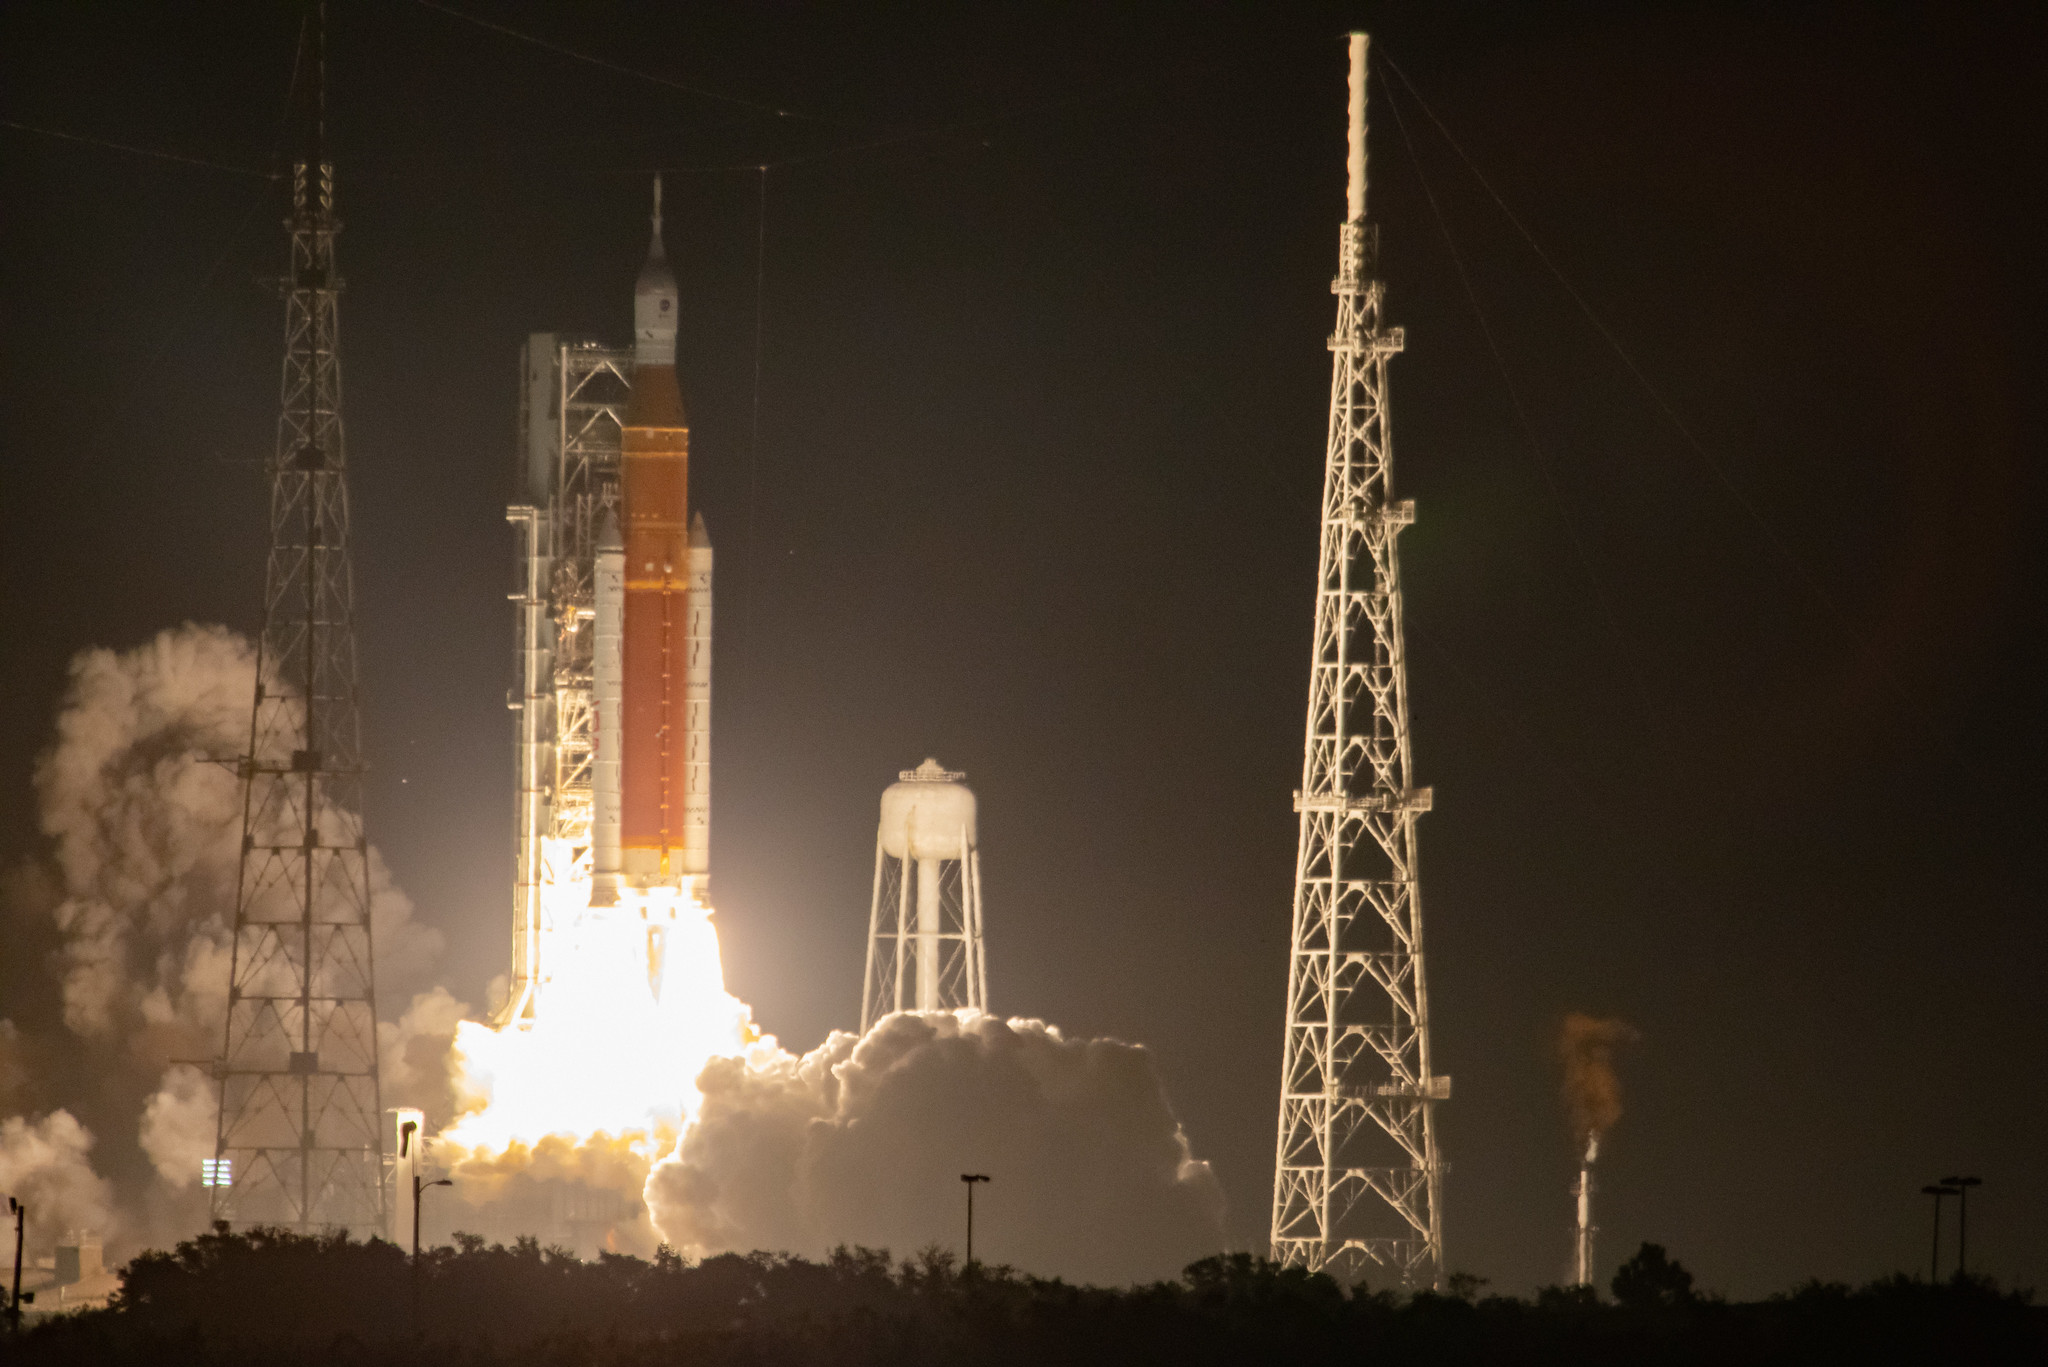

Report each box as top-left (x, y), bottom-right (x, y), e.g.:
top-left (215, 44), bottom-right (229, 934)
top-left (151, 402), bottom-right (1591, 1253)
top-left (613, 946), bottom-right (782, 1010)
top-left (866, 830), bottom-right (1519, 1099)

top-left (861, 759), bottom-right (987, 1030)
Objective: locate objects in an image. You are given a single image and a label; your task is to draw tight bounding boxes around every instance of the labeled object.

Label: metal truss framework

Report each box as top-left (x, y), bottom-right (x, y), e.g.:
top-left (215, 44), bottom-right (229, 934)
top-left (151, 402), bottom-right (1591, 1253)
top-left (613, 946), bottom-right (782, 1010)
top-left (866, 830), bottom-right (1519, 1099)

top-left (213, 148), bottom-right (386, 1236)
top-left (504, 341), bottom-right (630, 1024)
top-left (1271, 37), bottom-right (1447, 1289)
top-left (861, 842), bottom-right (987, 1032)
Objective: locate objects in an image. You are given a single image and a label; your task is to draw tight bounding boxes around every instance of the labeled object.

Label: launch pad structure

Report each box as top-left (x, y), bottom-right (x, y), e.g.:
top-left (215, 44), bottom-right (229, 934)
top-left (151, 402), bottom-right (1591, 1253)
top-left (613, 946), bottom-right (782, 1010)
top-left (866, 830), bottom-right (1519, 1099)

top-left (502, 186), bottom-right (715, 1027)
top-left (504, 335), bottom-right (630, 1025)
top-left (1269, 33), bottom-right (1449, 1288)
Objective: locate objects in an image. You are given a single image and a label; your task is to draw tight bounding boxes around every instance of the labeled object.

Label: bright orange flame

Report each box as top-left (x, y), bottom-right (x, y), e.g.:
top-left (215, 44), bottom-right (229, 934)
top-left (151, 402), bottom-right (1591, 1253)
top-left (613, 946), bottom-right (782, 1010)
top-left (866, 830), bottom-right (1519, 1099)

top-left (440, 858), bottom-right (756, 1165)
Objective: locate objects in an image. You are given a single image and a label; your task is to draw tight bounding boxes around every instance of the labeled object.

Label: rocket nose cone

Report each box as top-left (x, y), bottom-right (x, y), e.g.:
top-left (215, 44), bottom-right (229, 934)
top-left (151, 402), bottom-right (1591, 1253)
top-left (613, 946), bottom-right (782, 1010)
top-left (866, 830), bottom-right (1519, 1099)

top-left (635, 174), bottom-right (679, 366)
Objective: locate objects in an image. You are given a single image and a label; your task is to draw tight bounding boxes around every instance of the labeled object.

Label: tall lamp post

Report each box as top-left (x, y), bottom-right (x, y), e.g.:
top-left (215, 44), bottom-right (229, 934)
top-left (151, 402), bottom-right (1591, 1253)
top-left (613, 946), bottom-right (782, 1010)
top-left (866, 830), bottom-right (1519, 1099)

top-left (1941, 1176), bottom-right (1982, 1278)
top-left (960, 1174), bottom-right (990, 1270)
top-left (1921, 1184), bottom-right (1958, 1281)
top-left (7, 1197), bottom-right (24, 1331)
top-left (400, 1118), bottom-right (452, 1331)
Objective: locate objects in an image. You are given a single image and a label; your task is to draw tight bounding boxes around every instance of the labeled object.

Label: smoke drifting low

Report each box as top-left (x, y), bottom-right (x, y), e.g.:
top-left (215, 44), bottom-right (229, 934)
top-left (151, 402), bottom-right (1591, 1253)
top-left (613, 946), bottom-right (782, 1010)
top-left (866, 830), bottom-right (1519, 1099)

top-left (646, 1011), bottom-right (1225, 1285)
top-left (5, 627), bottom-right (1225, 1286)
top-left (0, 626), bottom-right (455, 1256)
top-left (1558, 1012), bottom-right (1640, 1144)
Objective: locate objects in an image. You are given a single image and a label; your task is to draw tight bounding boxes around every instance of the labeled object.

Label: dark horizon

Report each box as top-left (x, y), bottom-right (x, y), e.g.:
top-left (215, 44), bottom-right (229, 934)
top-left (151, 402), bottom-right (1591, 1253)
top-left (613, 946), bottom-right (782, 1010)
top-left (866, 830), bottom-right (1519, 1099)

top-left (2, 0), bottom-right (2044, 1297)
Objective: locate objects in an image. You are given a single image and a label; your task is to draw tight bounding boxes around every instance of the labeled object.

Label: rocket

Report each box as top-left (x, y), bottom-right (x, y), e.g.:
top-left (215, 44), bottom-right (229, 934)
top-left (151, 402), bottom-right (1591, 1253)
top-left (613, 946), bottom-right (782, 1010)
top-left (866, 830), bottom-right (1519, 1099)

top-left (594, 178), bottom-right (712, 903)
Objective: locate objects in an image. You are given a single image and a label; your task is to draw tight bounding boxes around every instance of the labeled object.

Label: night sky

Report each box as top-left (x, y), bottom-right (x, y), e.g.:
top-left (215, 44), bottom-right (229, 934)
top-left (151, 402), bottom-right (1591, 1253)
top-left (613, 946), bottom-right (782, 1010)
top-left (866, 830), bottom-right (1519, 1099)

top-left (3, 0), bottom-right (2045, 1297)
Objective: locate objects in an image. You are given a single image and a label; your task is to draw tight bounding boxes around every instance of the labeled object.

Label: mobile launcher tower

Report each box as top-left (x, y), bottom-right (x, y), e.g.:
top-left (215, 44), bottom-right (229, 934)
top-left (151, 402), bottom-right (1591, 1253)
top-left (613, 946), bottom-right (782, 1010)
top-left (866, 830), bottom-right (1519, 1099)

top-left (501, 180), bottom-right (713, 1027)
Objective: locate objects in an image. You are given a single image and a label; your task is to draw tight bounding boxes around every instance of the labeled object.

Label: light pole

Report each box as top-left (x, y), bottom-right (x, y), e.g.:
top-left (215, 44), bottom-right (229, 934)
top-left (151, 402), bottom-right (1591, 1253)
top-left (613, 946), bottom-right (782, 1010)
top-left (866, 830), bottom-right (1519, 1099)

top-left (960, 1174), bottom-right (990, 1271)
top-left (1941, 1176), bottom-right (1982, 1278)
top-left (412, 1168), bottom-right (451, 1331)
top-left (7, 1197), bottom-right (23, 1332)
top-left (1921, 1184), bottom-right (1958, 1281)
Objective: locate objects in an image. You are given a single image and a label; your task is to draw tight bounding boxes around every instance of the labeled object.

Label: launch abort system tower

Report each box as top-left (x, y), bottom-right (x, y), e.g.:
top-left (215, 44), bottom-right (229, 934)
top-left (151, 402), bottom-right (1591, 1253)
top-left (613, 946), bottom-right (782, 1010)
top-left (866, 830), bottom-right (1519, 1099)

top-left (1269, 32), bottom-right (1448, 1287)
top-left (213, 7), bottom-right (387, 1235)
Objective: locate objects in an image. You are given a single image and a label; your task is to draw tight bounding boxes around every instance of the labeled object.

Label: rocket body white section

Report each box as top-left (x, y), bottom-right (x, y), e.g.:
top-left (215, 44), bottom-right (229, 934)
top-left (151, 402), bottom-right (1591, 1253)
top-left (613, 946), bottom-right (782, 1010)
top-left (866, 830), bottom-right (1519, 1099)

top-left (592, 527), bottom-right (625, 900)
top-left (680, 518), bottom-right (712, 899)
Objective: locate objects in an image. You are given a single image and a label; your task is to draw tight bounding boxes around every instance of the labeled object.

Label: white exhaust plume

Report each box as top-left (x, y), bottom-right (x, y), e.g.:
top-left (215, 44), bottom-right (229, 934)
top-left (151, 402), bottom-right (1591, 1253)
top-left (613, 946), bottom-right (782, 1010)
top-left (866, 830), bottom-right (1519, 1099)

top-left (645, 1010), bottom-right (1225, 1285)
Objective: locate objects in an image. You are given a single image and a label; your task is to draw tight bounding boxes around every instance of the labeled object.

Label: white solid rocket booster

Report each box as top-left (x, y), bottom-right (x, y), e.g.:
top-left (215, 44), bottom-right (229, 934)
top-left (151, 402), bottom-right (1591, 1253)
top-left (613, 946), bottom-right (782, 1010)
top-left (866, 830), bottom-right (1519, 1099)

top-left (592, 510), bottom-right (625, 903)
top-left (681, 512), bottom-right (712, 900)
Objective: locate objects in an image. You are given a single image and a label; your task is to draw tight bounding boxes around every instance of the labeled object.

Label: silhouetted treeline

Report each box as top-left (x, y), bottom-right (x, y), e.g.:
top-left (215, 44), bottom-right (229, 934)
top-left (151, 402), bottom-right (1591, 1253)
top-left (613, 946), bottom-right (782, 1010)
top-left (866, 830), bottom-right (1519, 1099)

top-left (6, 1225), bottom-right (2042, 1366)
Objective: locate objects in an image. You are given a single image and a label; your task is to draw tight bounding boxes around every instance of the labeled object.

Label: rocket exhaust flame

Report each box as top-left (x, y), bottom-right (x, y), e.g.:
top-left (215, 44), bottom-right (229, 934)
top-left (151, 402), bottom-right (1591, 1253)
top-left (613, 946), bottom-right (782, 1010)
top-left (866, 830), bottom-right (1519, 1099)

top-left (442, 883), bottom-right (752, 1158)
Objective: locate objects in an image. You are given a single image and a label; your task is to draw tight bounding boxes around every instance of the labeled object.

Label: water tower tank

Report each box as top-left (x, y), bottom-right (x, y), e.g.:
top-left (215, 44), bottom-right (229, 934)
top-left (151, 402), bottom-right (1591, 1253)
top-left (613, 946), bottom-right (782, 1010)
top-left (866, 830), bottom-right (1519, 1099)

top-left (862, 758), bottom-right (987, 1029)
top-left (879, 758), bottom-right (977, 861)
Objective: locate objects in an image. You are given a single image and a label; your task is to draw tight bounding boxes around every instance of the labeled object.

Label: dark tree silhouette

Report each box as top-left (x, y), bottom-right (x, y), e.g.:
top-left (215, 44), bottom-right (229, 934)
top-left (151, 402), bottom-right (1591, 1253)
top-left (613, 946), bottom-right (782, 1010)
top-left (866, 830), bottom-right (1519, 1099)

top-left (7, 1226), bottom-right (2041, 1366)
top-left (1612, 1241), bottom-right (1697, 1308)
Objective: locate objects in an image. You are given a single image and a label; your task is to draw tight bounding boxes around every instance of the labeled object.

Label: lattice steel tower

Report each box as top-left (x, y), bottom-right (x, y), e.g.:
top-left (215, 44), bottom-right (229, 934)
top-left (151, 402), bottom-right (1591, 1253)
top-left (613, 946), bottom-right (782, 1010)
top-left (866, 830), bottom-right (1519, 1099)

top-left (1269, 33), bottom-right (1448, 1287)
top-left (213, 4), bottom-right (386, 1235)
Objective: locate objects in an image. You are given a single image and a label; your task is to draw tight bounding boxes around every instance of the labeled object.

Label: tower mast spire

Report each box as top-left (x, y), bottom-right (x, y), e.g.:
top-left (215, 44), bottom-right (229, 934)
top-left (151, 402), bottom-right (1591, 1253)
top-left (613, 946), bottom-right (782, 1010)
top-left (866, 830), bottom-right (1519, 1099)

top-left (1269, 32), bottom-right (1447, 1288)
top-left (213, 0), bottom-right (387, 1236)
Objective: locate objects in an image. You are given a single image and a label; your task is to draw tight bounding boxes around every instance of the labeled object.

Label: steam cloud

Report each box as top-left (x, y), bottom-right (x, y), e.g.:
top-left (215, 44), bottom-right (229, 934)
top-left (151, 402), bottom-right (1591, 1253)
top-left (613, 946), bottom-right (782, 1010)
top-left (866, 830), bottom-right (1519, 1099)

top-left (1557, 1012), bottom-right (1640, 1143)
top-left (645, 1011), bottom-right (1225, 1285)
top-left (7, 626), bottom-right (1225, 1286)
top-left (2, 625), bottom-right (449, 1255)
top-left (0, 1111), bottom-right (115, 1247)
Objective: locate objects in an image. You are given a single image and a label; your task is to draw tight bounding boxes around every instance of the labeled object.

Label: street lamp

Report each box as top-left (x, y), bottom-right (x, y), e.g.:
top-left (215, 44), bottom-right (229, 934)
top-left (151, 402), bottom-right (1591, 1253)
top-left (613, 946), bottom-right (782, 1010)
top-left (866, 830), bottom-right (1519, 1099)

top-left (7, 1197), bottom-right (24, 1332)
top-left (959, 1174), bottom-right (990, 1270)
top-left (1940, 1176), bottom-right (1982, 1278)
top-left (401, 1117), bottom-right (453, 1331)
top-left (413, 1175), bottom-right (453, 1262)
top-left (1921, 1184), bottom-right (1959, 1281)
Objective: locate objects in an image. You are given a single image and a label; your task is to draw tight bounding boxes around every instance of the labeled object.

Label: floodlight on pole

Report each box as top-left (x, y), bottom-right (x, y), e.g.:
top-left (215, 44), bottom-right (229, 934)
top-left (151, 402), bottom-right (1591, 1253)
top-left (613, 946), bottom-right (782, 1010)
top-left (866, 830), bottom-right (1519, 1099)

top-left (1940, 1176), bottom-right (1982, 1278)
top-left (960, 1174), bottom-right (990, 1269)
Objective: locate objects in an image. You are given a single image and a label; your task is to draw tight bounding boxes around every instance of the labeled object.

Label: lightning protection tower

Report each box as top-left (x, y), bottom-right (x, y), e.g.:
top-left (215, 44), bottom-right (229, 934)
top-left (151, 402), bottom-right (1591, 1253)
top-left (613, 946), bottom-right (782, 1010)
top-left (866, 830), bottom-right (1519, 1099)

top-left (861, 759), bottom-right (987, 1030)
top-left (1269, 33), bottom-right (1448, 1287)
top-left (213, 4), bottom-right (386, 1236)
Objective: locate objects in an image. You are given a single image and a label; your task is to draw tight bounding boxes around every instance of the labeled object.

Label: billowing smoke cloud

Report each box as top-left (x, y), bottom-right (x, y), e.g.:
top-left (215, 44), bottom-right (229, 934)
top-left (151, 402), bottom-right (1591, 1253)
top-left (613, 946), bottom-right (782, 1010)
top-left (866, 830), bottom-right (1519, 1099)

top-left (2, 625), bottom-right (445, 1253)
top-left (0, 1111), bottom-right (116, 1245)
top-left (1558, 1012), bottom-right (1640, 1143)
top-left (381, 986), bottom-right (474, 1131)
top-left (646, 1011), bottom-right (1225, 1285)
top-left (30, 625), bottom-right (441, 1048)
top-left (438, 1131), bottom-right (670, 1258)
top-left (137, 1064), bottom-right (216, 1189)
